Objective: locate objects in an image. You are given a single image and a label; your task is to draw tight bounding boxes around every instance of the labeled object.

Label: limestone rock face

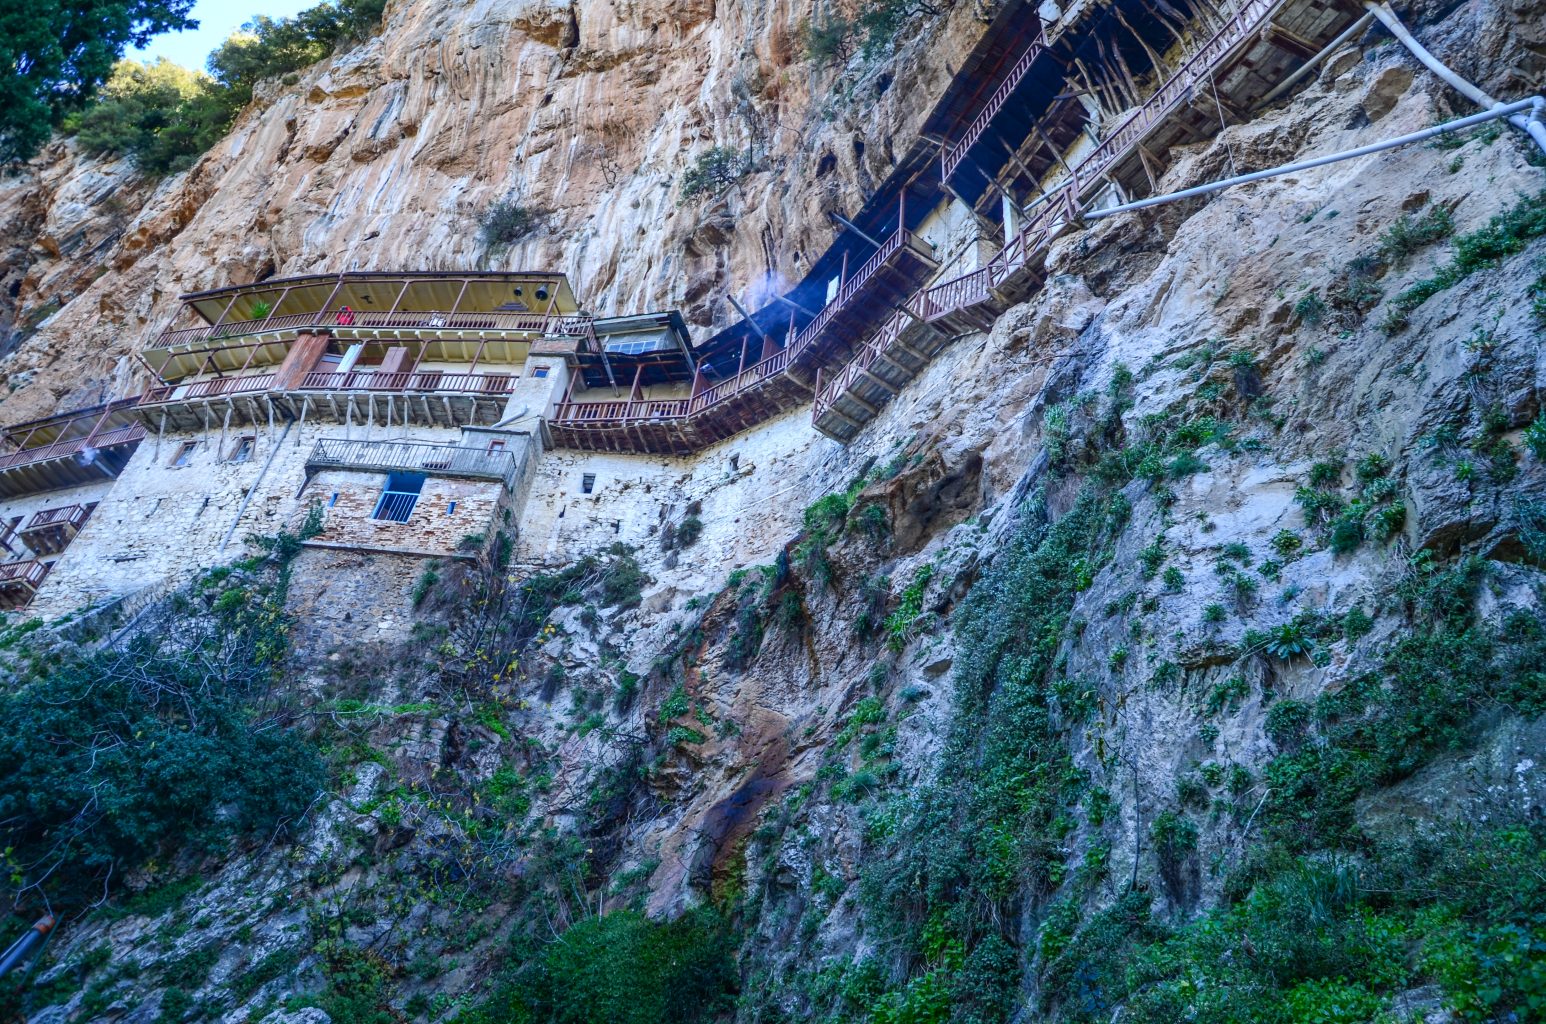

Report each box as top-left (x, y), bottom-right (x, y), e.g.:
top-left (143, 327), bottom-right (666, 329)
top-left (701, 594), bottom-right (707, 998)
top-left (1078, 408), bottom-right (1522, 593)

top-left (0, 0), bottom-right (990, 421)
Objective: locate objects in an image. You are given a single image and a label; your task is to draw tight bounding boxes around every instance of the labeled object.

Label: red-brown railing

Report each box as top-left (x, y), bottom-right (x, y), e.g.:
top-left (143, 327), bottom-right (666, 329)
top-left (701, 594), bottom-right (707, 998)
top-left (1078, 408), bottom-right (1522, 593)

top-left (816, 0), bottom-right (1282, 418)
top-left (551, 336), bottom-right (800, 429)
top-left (22, 503), bottom-right (93, 532)
top-left (0, 424), bottom-right (146, 473)
top-left (0, 560), bottom-right (50, 588)
top-left (941, 26), bottom-right (1049, 180)
top-left (299, 371), bottom-right (518, 394)
top-left (152, 312), bottom-right (597, 350)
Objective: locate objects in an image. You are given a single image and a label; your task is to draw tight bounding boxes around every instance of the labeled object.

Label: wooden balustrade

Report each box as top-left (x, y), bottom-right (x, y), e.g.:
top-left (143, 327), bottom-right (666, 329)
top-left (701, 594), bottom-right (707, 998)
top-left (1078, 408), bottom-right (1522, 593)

top-left (940, 27), bottom-right (1048, 180)
top-left (299, 370), bottom-right (517, 394)
top-left (0, 424), bottom-right (146, 472)
top-left (152, 311), bottom-right (597, 350)
top-left (0, 559), bottom-right (50, 587)
top-left (23, 504), bottom-right (92, 532)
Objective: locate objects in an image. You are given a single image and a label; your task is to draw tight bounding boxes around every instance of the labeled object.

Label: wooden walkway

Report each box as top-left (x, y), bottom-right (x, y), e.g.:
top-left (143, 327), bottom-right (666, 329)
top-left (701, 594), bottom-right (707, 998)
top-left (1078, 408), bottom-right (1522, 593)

top-left (547, 0), bottom-right (1361, 453)
top-left (814, 0), bottom-right (1356, 440)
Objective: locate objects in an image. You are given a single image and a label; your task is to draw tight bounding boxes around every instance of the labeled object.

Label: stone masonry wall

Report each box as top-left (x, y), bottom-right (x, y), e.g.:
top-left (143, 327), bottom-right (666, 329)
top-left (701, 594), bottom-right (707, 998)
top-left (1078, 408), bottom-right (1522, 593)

top-left (28, 420), bottom-right (476, 617)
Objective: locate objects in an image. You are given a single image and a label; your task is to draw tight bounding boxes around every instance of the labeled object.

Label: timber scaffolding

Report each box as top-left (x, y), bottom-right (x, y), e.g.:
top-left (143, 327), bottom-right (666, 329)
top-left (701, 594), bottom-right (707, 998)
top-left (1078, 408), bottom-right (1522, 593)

top-left (548, 0), bottom-right (1364, 453)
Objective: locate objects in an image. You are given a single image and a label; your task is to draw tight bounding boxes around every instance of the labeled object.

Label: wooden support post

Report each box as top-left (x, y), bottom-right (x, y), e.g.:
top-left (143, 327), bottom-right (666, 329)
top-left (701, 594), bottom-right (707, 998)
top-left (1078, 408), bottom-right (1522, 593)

top-left (260, 286), bottom-right (291, 330)
top-left (385, 278), bottom-right (413, 319)
top-left (318, 275), bottom-right (347, 319)
top-left (209, 294), bottom-right (240, 333)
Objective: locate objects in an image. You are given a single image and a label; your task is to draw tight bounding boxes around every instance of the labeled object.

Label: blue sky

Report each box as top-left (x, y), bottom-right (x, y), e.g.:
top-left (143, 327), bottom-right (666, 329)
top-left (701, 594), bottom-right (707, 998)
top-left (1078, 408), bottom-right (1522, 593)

top-left (125, 0), bottom-right (315, 71)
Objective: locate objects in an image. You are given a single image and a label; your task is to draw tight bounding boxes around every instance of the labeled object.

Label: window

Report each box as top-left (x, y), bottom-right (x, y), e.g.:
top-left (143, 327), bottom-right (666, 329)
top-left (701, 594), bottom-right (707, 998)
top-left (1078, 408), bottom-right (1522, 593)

top-left (581, 473), bottom-right (596, 494)
top-left (328, 492), bottom-right (339, 507)
top-left (227, 436), bottom-right (255, 463)
top-left (531, 365), bottom-right (550, 379)
top-left (446, 501), bottom-right (457, 515)
top-left (372, 472), bottom-right (426, 523)
top-left (170, 442), bottom-right (196, 468)
top-left (488, 440), bottom-right (506, 453)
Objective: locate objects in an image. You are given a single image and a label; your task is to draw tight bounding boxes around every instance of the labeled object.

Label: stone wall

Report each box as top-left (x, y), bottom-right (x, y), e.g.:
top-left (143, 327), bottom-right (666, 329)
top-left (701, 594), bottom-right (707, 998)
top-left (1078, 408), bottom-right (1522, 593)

top-left (26, 420), bottom-right (499, 617)
top-left (302, 469), bottom-right (505, 558)
top-left (286, 546), bottom-right (442, 665)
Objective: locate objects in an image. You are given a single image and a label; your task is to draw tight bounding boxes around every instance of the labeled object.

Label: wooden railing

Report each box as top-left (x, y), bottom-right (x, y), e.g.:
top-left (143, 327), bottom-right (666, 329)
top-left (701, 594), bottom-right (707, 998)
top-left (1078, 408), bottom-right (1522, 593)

top-left (786, 228), bottom-right (913, 361)
top-left (0, 560), bottom-right (50, 588)
top-left (815, 0), bottom-right (1282, 417)
top-left (142, 371), bottom-right (519, 405)
top-left (308, 439), bottom-right (520, 487)
top-left (551, 339), bottom-right (800, 428)
top-left (940, 26), bottom-right (1048, 180)
top-left (22, 503), bottom-right (93, 533)
top-left (0, 424), bottom-right (146, 472)
top-left (299, 371), bottom-right (518, 394)
top-left (152, 312), bottom-right (597, 350)
top-left (140, 373), bottom-right (279, 404)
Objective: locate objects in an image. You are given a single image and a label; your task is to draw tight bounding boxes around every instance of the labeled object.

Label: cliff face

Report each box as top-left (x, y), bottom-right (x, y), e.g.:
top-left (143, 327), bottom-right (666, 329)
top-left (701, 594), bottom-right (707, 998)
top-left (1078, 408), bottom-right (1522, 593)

top-left (0, 0), bottom-right (985, 422)
top-left (4, 0), bottom-right (1546, 1022)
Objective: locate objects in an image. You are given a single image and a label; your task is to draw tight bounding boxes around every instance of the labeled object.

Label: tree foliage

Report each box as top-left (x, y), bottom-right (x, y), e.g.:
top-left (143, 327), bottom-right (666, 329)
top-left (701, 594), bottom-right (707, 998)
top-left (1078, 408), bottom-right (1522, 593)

top-left (0, 0), bottom-right (195, 163)
top-left (60, 0), bottom-right (386, 174)
top-left (0, 545), bottom-right (324, 911)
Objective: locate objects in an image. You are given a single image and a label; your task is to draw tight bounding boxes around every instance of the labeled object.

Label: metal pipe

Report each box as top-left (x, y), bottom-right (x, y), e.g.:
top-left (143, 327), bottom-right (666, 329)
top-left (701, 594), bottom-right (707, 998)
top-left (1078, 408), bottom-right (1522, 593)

top-left (1257, 11), bottom-right (1374, 108)
top-left (830, 212), bottom-right (884, 249)
top-left (220, 416), bottom-right (294, 551)
top-left (0, 916), bottom-right (55, 978)
top-left (726, 295), bottom-right (770, 341)
top-left (1084, 98), bottom-right (1543, 221)
top-left (1363, 1), bottom-right (1546, 155)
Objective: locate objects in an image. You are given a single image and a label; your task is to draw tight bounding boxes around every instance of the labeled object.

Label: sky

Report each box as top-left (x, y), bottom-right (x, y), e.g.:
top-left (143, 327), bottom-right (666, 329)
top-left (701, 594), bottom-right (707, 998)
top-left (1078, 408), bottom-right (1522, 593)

top-left (124, 0), bottom-right (315, 71)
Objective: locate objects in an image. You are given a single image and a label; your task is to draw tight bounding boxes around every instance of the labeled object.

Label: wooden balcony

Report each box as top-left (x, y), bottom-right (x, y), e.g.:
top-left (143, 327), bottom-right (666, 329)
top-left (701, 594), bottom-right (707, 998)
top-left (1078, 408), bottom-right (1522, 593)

top-left (940, 25), bottom-right (1047, 181)
top-left (0, 423), bottom-right (145, 499)
top-left (785, 227), bottom-right (939, 364)
top-left (815, 0), bottom-right (1361, 442)
top-left (137, 371), bottom-right (521, 431)
top-left (18, 503), bottom-right (96, 556)
top-left (548, 345), bottom-right (812, 456)
top-left (0, 559), bottom-right (51, 610)
top-left (305, 439), bottom-right (522, 489)
top-left (150, 311), bottom-right (596, 352)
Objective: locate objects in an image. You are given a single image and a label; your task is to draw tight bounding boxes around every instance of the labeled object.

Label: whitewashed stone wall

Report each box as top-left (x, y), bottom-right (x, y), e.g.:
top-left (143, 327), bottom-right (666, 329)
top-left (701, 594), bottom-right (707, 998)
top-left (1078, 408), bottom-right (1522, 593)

top-left (27, 420), bottom-right (485, 617)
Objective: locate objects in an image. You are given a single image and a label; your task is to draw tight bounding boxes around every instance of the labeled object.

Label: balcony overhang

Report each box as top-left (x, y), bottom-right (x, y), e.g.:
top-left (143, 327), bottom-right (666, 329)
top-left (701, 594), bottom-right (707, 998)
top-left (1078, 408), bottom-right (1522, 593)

top-left (144, 315), bottom-right (597, 378)
top-left (0, 427), bottom-right (144, 499)
top-left (136, 380), bottom-right (519, 433)
top-left (18, 503), bottom-right (95, 556)
top-left (0, 559), bottom-right (50, 610)
top-left (174, 271), bottom-right (581, 328)
top-left (304, 439), bottom-right (520, 489)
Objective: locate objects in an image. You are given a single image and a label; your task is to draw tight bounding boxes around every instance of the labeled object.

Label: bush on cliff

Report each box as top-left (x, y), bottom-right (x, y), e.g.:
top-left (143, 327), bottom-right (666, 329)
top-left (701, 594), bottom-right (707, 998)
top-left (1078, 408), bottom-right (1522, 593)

top-left (0, 537), bottom-right (323, 911)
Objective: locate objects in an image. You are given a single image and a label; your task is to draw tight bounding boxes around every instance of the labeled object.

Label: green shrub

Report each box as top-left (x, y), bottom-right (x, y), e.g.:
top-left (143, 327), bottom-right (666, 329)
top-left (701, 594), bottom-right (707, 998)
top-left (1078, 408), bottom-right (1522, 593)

top-left (1387, 191), bottom-right (1546, 327)
top-left (1378, 205), bottom-right (1454, 267)
top-left (679, 147), bottom-right (748, 203)
top-left (883, 564), bottom-right (934, 652)
top-left (0, 585), bottom-right (322, 909)
top-left (801, 15), bottom-right (854, 61)
top-left (542, 910), bottom-right (736, 1023)
top-left (1293, 291), bottom-right (1327, 326)
top-left (479, 196), bottom-right (542, 249)
top-left (674, 515), bottom-right (704, 548)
